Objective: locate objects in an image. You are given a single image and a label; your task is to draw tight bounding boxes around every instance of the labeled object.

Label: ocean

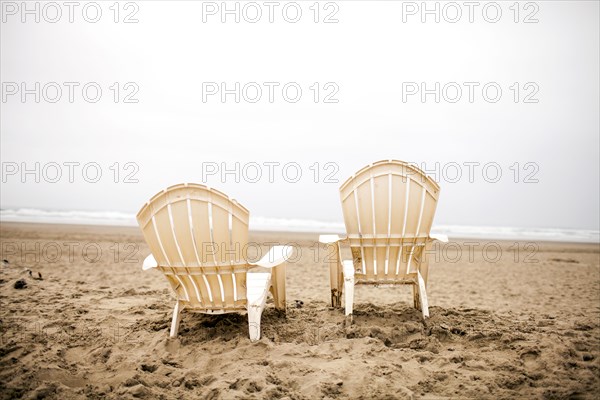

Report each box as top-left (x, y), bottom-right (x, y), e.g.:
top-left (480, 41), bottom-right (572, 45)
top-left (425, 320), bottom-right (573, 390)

top-left (1, 208), bottom-right (598, 243)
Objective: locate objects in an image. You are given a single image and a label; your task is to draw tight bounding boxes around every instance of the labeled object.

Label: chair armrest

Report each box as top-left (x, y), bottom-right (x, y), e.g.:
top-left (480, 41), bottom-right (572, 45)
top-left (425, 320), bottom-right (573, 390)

top-left (319, 234), bottom-right (346, 244)
top-left (250, 245), bottom-right (293, 268)
top-left (142, 254), bottom-right (158, 271)
top-left (429, 234), bottom-right (449, 243)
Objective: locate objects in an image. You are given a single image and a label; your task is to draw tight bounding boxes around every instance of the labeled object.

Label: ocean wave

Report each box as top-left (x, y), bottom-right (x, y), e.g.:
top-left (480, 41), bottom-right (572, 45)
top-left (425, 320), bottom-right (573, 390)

top-left (1, 208), bottom-right (598, 243)
top-left (0, 208), bottom-right (136, 225)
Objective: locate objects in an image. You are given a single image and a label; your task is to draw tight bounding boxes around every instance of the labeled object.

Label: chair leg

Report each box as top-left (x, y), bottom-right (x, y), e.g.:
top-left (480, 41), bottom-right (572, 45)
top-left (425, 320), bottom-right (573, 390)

top-left (169, 301), bottom-right (183, 338)
top-left (416, 271), bottom-right (429, 318)
top-left (270, 263), bottom-right (286, 312)
top-left (248, 306), bottom-right (262, 342)
top-left (413, 284), bottom-right (421, 311)
top-left (342, 260), bottom-right (355, 323)
top-left (329, 244), bottom-right (343, 308)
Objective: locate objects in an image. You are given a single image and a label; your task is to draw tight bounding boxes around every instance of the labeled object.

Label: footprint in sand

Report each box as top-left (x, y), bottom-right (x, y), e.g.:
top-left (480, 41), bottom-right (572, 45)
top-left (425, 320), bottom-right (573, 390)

top-left (520, 349), bottom-right (542, 370)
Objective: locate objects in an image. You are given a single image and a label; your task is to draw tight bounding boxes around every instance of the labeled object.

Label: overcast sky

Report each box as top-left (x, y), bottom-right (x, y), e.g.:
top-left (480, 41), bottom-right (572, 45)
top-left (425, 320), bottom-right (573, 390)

top-left (1, 0), bottom-right (599, 230)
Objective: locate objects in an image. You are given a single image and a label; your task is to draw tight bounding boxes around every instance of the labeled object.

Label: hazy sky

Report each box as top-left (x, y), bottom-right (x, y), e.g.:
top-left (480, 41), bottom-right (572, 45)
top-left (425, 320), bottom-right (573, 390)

top-left (1, 0), bottom-right (599, 230)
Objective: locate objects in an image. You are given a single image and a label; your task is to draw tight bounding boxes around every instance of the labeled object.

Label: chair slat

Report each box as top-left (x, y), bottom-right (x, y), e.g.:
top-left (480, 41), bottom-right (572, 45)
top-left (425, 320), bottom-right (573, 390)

top-left (403, 181), bottom-right (425, 242)
top-left (231, 215), bottom-right (249, 265)
top-left (210, 193), bottom-right (233, 264)
top-left (199, 273), bottom-right (216, 307)
top-left (341, 189), bottom-right (360, 235)
top-left (234, 272), bottom-right (247, 305)
top-left (172, 270), bottom-right (189, 301)
top-left (164, 274), bottom-right (185, 300)
top-left (181, 274), bottom-right (201, 306)
top-left (189, 274), bottom-right (212, 306)
top-left (153, 204), bottom-right (182, 266)
top-left (140, 218), bottom-right (169, 266)
top-left (356, 181), bottom-right (375, 280)
top-left (232, 213), bottom-right (249, 302)
top-left (204, 263), bottom-right (225, 308)
top-left (390, 174), bottom-right (409, 239)
top-left (419, 191), bottom-right (438, 237)
top-left (373, 173), bottom-right (389, 281)
top-left (342, 189), bottom-right (363, 274)
top-left (189, 199), bottom-right (213, 265)
top-left (210, 194), bottom-right (236, 308)
top-left (169, 199), bottom-right (199, 267)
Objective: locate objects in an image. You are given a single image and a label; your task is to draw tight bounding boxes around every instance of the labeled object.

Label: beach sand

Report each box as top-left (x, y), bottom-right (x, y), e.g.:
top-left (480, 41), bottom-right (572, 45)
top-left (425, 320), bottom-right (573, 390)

top-left (0, 222), bottom-right (599, 399)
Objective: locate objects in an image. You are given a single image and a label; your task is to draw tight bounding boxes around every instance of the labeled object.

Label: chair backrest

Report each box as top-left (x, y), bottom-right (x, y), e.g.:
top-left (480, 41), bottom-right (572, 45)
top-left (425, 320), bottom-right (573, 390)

top-left (137, 183), bottom-right (250, 310)
top-left (339, 160), bottom-right (441, 282)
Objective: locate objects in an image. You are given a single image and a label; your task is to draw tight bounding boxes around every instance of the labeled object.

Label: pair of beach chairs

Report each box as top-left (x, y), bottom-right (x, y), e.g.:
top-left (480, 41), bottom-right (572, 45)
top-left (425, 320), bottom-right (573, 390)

top-left (137, 160), bottom-right (448, 341)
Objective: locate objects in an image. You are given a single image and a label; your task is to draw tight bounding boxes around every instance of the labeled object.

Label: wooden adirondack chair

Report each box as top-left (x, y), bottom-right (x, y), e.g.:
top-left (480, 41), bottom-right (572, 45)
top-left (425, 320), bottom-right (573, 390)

top-left (319, 160), bottom-right (448, 320)
top-left (137, 183), bottom-right (291, 341)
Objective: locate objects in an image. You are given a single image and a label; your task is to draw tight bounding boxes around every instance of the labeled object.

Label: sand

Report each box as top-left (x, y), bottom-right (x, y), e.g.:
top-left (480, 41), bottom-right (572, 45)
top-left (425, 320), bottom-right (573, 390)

top-left (0, 222), bottom-right (599, 399)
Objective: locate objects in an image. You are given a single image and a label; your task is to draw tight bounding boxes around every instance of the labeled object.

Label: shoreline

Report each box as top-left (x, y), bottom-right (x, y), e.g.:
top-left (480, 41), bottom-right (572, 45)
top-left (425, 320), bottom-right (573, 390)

top-left (1, 221), bottom-right (598, 246)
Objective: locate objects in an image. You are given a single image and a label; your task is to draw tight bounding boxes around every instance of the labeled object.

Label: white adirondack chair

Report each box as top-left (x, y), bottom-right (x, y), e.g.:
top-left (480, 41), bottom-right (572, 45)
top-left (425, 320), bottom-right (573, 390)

top-left (319, 160), bottom-right (448, 320)
top-left (137, 183), bottom-right (291, 341)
